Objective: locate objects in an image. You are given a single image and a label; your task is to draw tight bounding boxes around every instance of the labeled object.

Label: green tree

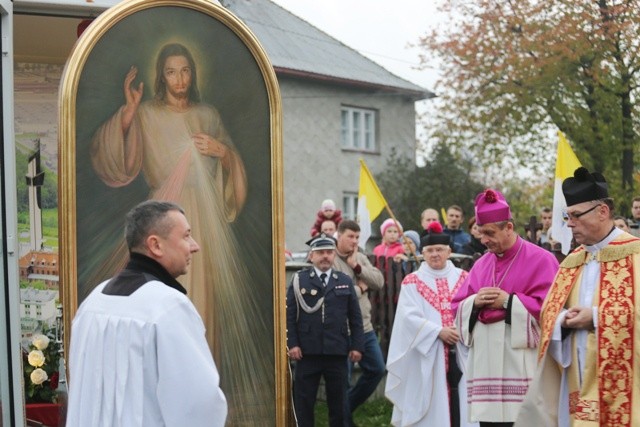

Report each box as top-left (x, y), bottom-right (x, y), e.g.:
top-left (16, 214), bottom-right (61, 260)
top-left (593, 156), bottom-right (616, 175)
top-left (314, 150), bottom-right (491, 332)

top-left (376, 144), bottom-right (485, 232)
top-left (419, 0), bottom-right (640, 213)
top-left (499, 178), bottom-right (554, 235)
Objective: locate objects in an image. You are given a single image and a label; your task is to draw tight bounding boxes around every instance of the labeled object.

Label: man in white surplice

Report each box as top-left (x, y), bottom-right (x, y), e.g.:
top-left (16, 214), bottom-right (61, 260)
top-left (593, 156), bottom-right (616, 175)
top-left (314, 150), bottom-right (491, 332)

top-left (66, 201), bottom-right (227, 426)
top-left (386, 222), bottom-right (478, 427)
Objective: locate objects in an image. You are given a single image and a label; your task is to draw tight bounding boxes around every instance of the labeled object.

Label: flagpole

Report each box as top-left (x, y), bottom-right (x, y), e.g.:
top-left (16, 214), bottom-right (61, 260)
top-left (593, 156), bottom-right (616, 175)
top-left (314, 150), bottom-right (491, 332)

top-left (553, 131), bottom-right (582, 254)
top-left (359, 159), bottom-right (420, 261)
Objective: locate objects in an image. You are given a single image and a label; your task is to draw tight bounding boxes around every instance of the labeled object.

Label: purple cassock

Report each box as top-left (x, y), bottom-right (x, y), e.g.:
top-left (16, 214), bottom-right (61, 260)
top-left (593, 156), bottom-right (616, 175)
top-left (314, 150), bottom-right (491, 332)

top-left (453, 188), bottom-right (561, 423)
top-left (452, 237), bottom-right (559, 323)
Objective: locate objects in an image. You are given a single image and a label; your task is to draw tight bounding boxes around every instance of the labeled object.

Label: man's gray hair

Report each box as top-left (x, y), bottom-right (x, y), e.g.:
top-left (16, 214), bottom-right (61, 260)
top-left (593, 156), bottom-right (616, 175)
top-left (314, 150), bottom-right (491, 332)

top-left (125, 200), bottom-right (184, 252)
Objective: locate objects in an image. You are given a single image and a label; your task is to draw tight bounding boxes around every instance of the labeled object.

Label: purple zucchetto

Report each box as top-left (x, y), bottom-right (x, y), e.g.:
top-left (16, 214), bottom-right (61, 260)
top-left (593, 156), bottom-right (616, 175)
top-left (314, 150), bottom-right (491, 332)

top-left (474, 189), bottom-right (512, 226)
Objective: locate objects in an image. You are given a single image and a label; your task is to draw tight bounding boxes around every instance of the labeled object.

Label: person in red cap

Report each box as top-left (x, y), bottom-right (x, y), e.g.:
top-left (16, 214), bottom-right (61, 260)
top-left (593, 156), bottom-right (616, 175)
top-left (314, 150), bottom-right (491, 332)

top-left (452, 189), bottom-right (559, 427)
top-left (516, 167), bottom-right (640, 426)
top-left (386, 221), bottom-right (477, 427)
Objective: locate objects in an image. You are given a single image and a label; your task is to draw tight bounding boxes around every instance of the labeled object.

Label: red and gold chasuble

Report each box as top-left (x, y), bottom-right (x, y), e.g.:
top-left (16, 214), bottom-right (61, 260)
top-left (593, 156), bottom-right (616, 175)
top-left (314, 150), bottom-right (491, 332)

top-left (538, 235), bottom-right (640, 426)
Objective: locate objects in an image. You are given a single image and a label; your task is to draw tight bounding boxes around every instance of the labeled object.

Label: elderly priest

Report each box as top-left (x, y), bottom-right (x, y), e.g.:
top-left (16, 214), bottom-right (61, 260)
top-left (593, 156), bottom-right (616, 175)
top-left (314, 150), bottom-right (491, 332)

top-left (386, 221), bottom-right (478, 427)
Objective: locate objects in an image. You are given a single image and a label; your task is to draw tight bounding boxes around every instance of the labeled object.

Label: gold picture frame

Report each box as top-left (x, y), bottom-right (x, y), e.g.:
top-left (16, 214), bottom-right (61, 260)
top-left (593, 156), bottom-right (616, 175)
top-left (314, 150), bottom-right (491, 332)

top-left (58, 0), bottom-right (287, 424)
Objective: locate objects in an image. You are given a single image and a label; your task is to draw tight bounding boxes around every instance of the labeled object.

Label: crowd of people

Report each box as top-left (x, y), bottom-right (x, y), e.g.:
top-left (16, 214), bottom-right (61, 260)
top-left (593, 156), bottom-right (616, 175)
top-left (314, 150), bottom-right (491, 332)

top-left (289, 166), bottom-right (640, 427)
top-left (54, 29), bottom-right (637, 426)
top-left (62, 166), bottom-right (640, 426)
top-left (309, 200), bottom-right (494, 263)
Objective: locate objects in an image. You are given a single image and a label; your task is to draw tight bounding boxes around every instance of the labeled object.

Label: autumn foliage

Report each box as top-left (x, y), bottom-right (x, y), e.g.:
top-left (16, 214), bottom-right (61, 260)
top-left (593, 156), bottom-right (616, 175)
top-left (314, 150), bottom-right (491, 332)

top-left (419, 0), bottom-right (640, 211)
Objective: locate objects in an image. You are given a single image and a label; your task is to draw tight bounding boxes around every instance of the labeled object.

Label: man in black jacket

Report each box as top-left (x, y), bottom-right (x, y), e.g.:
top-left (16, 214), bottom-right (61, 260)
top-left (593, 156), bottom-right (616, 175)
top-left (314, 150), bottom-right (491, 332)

top-left (287, 234), bottom-right (365, 427)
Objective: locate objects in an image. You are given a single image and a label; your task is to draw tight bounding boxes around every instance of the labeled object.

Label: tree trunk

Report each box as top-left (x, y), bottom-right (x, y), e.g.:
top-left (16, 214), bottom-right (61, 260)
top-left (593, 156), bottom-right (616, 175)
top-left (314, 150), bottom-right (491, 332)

top-left (621, 86), bottom-right (634, 205)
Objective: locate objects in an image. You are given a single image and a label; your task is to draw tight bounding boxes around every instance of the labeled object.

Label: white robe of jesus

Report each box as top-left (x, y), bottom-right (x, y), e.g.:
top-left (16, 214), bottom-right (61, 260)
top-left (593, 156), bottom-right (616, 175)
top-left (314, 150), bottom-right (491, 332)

top-left (90, 101), bottom-right (272, 424)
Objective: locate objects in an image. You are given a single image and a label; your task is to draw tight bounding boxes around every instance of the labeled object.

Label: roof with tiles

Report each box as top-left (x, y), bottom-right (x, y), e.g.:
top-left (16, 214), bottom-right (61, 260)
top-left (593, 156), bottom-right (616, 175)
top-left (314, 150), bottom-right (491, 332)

top-left (20, 288), bottom-right (57, 303)
top-left (19, 250), bottom-right (58, 269)
top-left (224, 0), bottom-right (432, 99)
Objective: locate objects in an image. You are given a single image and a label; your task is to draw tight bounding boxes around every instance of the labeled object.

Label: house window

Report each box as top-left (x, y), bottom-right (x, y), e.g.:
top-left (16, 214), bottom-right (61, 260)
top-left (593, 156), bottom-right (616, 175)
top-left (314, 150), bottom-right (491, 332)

top-left (341, 107), bottom-right (376, 151)
top-left (342, 193), bottom-right (358, 221)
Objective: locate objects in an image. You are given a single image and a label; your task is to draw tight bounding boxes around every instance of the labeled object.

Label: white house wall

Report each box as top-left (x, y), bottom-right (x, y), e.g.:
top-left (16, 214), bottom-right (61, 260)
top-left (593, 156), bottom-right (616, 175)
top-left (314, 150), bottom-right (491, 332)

top-left (280, 77), bottom-right (417, 252)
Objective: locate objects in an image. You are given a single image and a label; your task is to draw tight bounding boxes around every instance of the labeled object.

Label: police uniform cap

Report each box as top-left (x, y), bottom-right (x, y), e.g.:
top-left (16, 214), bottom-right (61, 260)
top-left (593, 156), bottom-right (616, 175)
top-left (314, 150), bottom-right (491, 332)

top-left (306, 233), bottom-right (337, 251)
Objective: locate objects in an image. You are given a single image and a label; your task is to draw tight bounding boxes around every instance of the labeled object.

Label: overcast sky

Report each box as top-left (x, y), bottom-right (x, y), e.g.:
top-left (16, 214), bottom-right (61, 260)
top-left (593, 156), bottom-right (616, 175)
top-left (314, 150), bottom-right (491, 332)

top-left (266, 1), bottom-right (555, 178)
top-left (269, 0), bottom-right (443, 92)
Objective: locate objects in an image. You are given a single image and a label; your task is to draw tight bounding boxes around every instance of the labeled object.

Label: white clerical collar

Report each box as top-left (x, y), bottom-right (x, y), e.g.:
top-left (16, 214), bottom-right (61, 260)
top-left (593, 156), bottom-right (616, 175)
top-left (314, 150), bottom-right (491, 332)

top-left (420, 260), bottom-right (454, 278)
top-left (585, 226), bottom-right (622, 253)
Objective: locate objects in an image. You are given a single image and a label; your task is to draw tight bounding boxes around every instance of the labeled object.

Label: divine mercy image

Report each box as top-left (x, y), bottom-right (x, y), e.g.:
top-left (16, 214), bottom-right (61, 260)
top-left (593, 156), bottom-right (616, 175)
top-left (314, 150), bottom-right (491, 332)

top-left (90, 42), bottom-right (248, 341)
top-left (69, 5), bottom-right (277, 423)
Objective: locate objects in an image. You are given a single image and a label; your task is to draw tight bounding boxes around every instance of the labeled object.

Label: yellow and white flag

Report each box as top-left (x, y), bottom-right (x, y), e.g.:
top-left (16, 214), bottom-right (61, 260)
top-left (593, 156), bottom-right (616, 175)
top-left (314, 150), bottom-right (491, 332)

top-left (357, 159), bottom-right (387, 247)
top-left (552, 131), bottom-right (582, 254)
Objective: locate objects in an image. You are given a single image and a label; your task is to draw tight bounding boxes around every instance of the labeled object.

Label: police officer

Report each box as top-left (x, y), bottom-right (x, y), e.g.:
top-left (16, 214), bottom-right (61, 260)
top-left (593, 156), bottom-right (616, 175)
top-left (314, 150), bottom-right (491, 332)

top-left (286, 234), bottom-right (365, 427)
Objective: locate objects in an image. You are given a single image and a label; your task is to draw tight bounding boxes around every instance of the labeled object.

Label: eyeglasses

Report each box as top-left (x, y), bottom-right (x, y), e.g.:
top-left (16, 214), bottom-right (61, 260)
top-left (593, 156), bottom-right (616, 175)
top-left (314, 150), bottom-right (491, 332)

top-left (562, 204), bottom-right (601, 222)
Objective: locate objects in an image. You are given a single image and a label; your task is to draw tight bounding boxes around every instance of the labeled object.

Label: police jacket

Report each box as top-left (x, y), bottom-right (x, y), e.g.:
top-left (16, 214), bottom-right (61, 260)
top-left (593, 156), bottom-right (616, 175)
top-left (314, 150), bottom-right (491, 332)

top-left (286, 268), bottom-right (365, 356)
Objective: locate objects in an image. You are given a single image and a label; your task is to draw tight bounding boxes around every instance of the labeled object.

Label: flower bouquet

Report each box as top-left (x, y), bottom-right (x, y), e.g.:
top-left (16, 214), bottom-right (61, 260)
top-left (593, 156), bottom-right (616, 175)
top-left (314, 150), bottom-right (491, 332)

top-left (23, 330), bottom-right (61, 403)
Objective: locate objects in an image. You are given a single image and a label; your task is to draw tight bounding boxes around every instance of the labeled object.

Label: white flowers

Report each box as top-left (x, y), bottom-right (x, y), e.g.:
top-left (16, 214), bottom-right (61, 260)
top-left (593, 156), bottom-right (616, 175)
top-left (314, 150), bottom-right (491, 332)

top-left (32, 334), bottom-right (50, 351)
top-left (30, 368), bottom-right (48, 385)
top-left (27, 334), bottom-right (51, 369)
top-left (28, 350), bottom-right (46, 368)
top-left (23, 330), bottom-right (61, 403)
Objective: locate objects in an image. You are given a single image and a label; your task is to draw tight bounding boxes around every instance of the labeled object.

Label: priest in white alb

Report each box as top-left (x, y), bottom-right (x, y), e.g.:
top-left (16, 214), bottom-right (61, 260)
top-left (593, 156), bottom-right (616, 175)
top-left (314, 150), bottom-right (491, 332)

top-left (385, 221), bottom-right (478, 427)
top-left (66, 201), bottom-right (227, 426)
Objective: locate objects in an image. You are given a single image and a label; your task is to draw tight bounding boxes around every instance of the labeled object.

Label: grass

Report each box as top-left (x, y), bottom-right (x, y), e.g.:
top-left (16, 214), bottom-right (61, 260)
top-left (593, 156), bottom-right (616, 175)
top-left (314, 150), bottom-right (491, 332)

top-left (314, 397), bottom-right (392, 426)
